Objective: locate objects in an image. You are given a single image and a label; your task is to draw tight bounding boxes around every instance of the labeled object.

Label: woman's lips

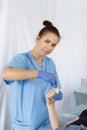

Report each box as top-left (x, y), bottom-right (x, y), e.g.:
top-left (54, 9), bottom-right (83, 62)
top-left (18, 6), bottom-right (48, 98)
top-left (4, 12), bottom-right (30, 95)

top-left (44, 50), bottom-right (50, 54)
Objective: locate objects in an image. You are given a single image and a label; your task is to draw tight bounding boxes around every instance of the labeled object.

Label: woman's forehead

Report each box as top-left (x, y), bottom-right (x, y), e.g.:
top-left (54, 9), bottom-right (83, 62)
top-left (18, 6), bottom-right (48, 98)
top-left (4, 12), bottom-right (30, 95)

top-left (42, 32), bottom-right (59, 43)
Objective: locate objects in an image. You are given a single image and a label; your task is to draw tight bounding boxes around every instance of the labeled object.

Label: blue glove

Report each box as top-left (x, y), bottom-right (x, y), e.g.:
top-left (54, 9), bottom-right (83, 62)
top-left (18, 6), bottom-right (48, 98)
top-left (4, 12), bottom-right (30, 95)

top-left (38, 71), bottom-right (57, 86)
top-left (53, 91), bottom-right (63, 100)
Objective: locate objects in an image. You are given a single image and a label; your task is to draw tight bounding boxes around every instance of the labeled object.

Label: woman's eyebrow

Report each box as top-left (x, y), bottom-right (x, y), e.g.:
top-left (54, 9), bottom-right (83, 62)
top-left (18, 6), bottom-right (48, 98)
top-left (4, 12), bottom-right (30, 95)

top-left (45, 39), bottom-right (55, 43)
top-left (45, 39), bottom-right (57, 44)
top-left (45, 39), bottom-right (51, 42)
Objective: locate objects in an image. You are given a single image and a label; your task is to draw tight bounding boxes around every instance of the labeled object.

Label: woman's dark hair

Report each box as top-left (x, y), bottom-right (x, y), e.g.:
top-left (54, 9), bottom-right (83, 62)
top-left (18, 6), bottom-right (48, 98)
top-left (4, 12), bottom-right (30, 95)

top-left (38, 20), bottom-right (61, 41)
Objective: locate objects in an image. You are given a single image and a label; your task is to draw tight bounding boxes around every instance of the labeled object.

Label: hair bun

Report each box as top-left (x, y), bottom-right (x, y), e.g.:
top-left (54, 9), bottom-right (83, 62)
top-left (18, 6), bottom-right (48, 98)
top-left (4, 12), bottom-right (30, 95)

top-left (43, 20), bottom-right (53, 27)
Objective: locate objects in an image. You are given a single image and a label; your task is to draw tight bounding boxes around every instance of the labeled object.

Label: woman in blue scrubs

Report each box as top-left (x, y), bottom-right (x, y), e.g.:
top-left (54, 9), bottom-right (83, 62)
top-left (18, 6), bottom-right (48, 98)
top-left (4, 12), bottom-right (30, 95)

top-left (2, 20), bottom-right (62, 130)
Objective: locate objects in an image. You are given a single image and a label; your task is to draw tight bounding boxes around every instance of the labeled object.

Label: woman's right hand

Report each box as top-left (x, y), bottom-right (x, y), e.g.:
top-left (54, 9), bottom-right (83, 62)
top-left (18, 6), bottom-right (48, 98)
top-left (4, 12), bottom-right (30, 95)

top-left (38, 71), bottom-right (57, 86)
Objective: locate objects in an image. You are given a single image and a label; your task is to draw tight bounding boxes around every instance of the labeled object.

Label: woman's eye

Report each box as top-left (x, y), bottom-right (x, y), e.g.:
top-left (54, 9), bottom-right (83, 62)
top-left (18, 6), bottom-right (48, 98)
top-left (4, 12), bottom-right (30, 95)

top-left (45, 40), bottom-right (49, 43)
top-left (52, 44), bottom-right (56, 47)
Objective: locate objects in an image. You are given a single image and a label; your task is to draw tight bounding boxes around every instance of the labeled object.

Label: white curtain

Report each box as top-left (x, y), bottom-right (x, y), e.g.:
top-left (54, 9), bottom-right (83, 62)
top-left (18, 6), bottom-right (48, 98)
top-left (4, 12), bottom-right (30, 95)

top-left (0, 0), bottom-right (87, 130)
top-left (0, 80), bottom-right (11, 130)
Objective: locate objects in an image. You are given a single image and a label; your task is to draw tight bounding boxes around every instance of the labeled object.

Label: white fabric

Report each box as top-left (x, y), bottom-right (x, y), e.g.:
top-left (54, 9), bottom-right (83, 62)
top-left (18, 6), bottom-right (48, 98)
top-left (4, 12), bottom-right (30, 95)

top-left (0, 80), bottom-right (11, 130)
top-left (0, 0), bottom-right (87, 130)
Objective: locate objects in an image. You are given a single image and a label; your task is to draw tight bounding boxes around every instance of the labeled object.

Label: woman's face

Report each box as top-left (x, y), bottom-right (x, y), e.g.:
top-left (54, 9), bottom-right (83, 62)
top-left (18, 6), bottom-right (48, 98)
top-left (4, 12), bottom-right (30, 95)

top-left (36, 32), bottom-right (59, 56)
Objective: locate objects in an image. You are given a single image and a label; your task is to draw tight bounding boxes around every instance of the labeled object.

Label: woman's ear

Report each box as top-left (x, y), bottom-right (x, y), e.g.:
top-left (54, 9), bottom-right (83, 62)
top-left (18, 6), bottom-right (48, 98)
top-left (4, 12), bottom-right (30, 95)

top-left (36, 35), bottom-right (41, 41)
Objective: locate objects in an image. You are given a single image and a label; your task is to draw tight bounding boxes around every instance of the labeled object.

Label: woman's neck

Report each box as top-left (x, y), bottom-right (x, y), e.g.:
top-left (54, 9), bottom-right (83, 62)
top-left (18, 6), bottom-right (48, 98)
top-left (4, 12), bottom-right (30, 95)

top-left (30, 49), bottom-right (43, 67)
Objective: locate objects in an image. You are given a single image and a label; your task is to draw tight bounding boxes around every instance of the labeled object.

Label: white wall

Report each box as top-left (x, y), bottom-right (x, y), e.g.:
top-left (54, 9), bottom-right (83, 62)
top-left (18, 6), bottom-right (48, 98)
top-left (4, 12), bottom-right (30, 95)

top-left (0, 0), bottom-right (87, 129)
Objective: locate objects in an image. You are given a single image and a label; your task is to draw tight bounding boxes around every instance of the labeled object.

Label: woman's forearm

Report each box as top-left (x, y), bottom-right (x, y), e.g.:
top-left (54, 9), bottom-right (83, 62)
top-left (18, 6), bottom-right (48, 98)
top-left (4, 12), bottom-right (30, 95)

top-left (2, 67), bottom-right (38, 81)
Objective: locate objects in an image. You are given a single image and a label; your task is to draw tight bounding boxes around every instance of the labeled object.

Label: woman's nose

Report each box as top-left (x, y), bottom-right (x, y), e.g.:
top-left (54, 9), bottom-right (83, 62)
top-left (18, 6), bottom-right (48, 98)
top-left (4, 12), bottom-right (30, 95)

top-left (46, 44), bottom-right (52, 50)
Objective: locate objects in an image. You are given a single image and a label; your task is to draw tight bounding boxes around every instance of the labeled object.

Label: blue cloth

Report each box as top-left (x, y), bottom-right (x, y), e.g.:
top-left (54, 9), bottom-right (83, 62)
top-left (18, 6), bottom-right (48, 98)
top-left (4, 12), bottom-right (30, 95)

top-left (55, 125), bottom-right (87, 130)
top-left (53, 91), bottom-right (63, 100)
top-left (38, 125), bottom-right (87, 130)
top-left (4, 52), bottom-right (62, 130)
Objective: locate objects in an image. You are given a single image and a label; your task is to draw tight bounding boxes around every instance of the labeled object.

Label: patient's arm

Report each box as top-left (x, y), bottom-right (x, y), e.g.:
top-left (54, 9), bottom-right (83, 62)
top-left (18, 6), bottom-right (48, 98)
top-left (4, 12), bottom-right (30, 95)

top-left (46, 88), bottom-right (61, 130)
top-left (46, 89), bottom-right (79, 130)
top-left (61, 116), bottom-right (79, 127)
top-left (47, 103), bottom-right (61, 129)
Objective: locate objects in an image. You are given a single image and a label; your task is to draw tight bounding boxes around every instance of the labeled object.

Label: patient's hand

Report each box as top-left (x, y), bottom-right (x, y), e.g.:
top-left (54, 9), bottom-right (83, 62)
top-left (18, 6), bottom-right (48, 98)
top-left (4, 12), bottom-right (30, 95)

top-left (46, 88), bottom-right (59, 106)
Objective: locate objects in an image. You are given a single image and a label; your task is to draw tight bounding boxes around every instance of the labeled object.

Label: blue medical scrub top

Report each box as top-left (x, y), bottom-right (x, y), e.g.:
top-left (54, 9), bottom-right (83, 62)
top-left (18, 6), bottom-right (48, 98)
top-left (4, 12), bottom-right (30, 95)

top-left (4, 52), bottom-right (61, 130)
